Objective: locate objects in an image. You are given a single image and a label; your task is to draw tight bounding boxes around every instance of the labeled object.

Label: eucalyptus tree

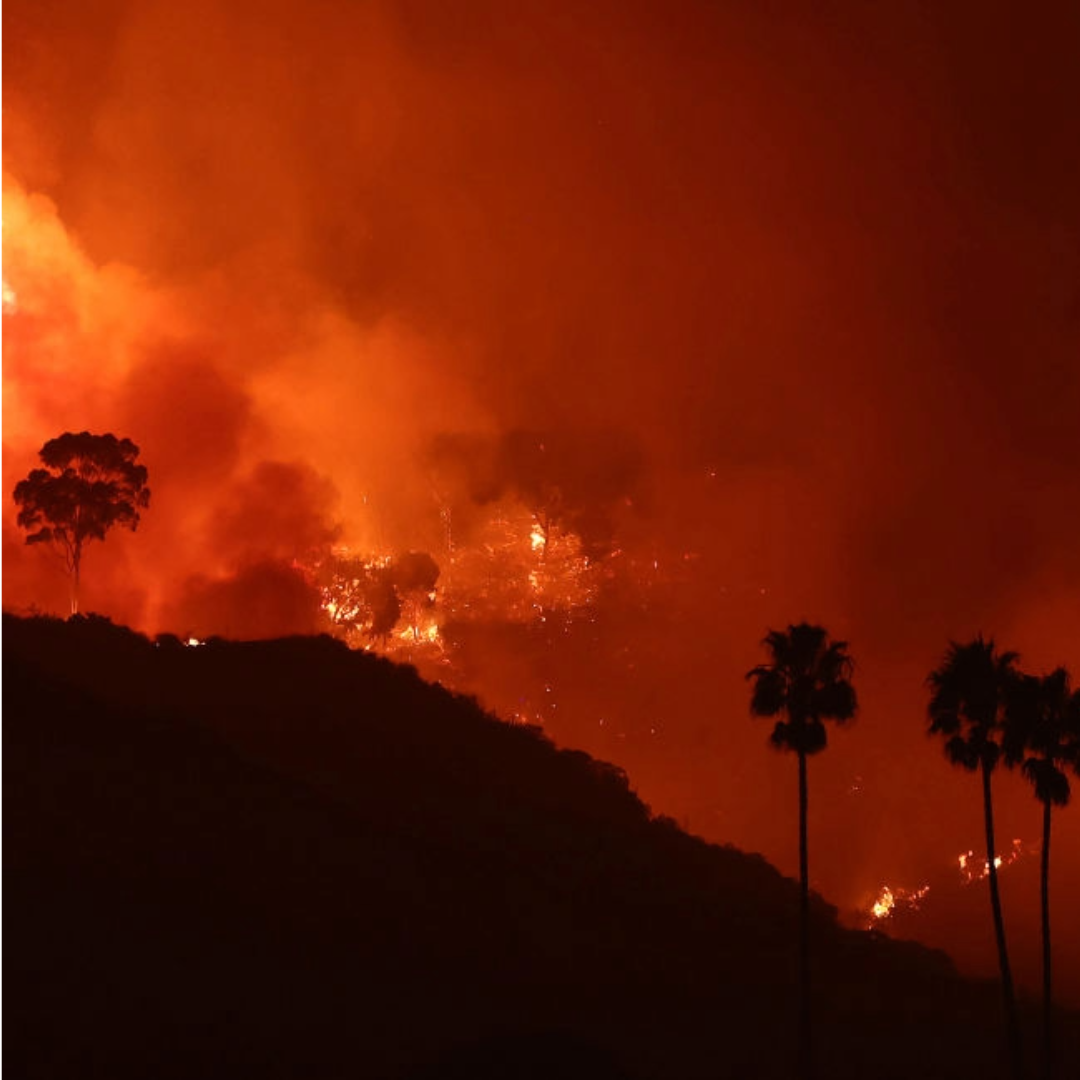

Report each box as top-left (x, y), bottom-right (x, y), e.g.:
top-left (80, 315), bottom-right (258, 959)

top-left (13, 432), bottom-right (151, 614)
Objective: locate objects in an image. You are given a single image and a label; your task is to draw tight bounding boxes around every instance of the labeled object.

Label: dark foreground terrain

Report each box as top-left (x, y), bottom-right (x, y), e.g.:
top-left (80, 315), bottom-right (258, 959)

top-left (5, 614), bottom-right (1074, 1079)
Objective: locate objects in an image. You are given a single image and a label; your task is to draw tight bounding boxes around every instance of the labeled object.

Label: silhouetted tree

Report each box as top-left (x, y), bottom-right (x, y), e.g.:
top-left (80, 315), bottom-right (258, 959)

top-left (316, 554), bottom-right (403, 644)
top-left (928, 636), bottom-right (1023, 1080)
top-left (1005, 667), bottom-right (1080, 1080)
top-left (13, 432), bottom-right (150, 614)
top-left (391, 551), bottom-right (440, 639)
top-left (747, 622), bottom-right (857, 1079)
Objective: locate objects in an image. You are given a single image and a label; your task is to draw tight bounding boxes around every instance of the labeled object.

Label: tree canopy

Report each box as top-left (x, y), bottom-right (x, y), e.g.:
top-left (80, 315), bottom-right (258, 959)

top-left (927, 636), bottom-right (1020, 771)
top-left (13, 431), bottom-right (151, 612)
top-left (747, 622), bottom-right (857, 755)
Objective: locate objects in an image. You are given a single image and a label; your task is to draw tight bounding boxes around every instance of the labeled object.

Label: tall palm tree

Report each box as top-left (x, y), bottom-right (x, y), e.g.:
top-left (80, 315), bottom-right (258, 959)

top-left (1004, 667), bottom-right (1080, 1080)
top-left (927, 636), bottom-right (1024, 1080)
top-left (747, 622), bottom-right (857, 1079)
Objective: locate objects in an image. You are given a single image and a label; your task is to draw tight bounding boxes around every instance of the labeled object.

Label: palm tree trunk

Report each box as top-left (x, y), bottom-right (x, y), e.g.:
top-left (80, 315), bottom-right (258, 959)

top-left (798, 748), bottom-right (812, 1080)
top-left (982, 760), bottom-right (1022, 1080)
top-left (1041, 797), bottom-right (1053, 1080)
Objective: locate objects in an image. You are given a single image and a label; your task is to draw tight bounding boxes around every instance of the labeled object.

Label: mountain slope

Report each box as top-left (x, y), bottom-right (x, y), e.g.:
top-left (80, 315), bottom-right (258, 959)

top-left (4, 613), bottom-right (1070, 1079)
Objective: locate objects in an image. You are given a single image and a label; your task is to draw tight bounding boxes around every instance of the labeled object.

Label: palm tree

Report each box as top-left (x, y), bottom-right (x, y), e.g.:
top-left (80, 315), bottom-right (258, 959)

top-left (927, 636), bottom-right (1024, 1080)
top-left (1004, 667), bottom-right (1080, 1080)
top-left (747, 622), bottom-right (857, 1079)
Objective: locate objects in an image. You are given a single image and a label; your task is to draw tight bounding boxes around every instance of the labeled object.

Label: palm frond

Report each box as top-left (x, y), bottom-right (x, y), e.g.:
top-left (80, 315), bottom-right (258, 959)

top-left (944, 734), bottom-right (981, 771)
top-left (748, 667), bottom-right (787, 718)
top-left (816, 680), bottom-right (857, 723)
top-left (927, 636), bottom-right (1021, 773)
top-left (1022, 757), bottom-right (1071, 807)
top-left (770, 720), bottom-right (792, 750)
top-left (749, 623), bottom-right (857, 753)
top-left (796, 718), bottom-right (828, 756)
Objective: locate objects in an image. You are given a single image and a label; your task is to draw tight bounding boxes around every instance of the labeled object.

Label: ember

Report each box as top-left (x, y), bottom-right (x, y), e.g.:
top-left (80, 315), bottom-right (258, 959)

top-left (868, 883), bottom-right (930, 926)
top-left (957, 840), bottom-right (1030, 886)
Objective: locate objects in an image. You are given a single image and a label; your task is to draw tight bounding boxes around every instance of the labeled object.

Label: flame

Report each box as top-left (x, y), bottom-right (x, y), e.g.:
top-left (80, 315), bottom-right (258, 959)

top-left (957, 839), bottom-right (1028, 885)
top-left (871, 886), bottom-right (896, 920)
top-left (309, 509), bottom-right (604, 665)
top-left (867, 882), bottom-right (930, 926)
top-left (397, 623), bottom-right (441, 644)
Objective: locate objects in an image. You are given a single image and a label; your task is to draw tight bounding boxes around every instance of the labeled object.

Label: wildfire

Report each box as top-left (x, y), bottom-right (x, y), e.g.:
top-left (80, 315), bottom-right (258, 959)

top-left (957, 839), bottom-right (1028, 885)
top-left (871, 887), bottom-right (896, 920)
top-left (867, 882), bottom-right (930, 925)
top-left (310, 506), bottom-right (606, 665)
top-left (398, 623), bottom-right (441, 645)
top-left (2, 278), bottom-right (15, 313)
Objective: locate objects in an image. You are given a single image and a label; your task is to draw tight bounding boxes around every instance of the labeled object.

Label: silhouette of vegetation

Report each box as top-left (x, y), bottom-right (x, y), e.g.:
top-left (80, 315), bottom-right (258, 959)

top-left (12, 431), bottom-right (150, 614)
top-left (7, 612), bottom-right (1059, 1080)
top-left (1004, 667), bottom-right (1080, 1080)
top-left (317, 551), bottom-right (441, 644)
top-left (391, 551), bottom-right (440, 639)
top-left (928, 636), bottom-right (1024, 1080)
top-left (746, 622), bottom-right (857, 1079)
top-left (172, 559), bottom-right (324, 641)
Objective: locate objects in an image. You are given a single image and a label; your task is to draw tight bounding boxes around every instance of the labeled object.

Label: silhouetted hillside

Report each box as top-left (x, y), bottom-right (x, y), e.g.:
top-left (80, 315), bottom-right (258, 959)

top-left (5, 614), bottom-right (1074, 1079)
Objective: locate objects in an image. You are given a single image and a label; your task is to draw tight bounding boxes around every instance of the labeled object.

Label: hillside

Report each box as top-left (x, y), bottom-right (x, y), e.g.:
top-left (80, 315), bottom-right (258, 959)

top-left (4, 613), bottom-right (1073, 1079)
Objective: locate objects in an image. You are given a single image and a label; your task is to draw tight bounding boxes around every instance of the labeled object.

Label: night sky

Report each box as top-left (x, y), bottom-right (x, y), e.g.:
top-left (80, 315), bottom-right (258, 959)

top-left (4, 0), bottom-right (1079, 1001)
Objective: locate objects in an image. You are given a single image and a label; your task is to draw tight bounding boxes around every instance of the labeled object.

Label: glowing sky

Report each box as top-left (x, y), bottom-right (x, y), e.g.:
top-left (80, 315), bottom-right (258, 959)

top-left (4, 0), bottom-right (1079, 1000)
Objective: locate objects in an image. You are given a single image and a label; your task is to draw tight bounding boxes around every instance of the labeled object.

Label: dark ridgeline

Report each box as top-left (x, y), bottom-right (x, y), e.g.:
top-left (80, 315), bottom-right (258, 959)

top-left (746, 623), bottom-right (857, 1080)
top-left (6, 614), bottom-right (1070, 1080)
top-left (927, 637), bottom-right (1025, 1080)
top-left (1004, 667), bottom-right (1080, 1080)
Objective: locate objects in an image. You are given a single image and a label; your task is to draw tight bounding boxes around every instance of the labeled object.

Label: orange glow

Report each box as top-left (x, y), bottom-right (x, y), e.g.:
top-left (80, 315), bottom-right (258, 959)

top-left (871, 887), bottom-right (896, 920)
top-left (867, 882), bottom-right (930, 925)
top-left (956, 839), bottom-right (1029, 886)
top-left (4, 0), bottom-right (1080, 1011)
top-left (310, 510), bottom-right (606, 659)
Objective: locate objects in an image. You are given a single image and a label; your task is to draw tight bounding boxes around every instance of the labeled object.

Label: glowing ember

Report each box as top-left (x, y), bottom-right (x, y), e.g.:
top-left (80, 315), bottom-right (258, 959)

top-left (530, 522), bottom-right (545, 552)
top-left (871, 887), bottom-right (896, 920)
top-left (2, 279), bottom-right (16, 313)
top-left (957, 839), bottom-right (1028, 885)
top-left (867, 882), bottom-right (930, 926)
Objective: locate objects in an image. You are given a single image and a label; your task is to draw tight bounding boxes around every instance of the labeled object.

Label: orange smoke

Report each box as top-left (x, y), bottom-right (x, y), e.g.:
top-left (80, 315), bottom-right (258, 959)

top-left (4, 0), bottom-right (1080, 1008)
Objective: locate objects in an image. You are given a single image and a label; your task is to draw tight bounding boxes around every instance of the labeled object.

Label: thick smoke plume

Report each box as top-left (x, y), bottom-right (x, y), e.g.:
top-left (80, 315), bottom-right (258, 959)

top-left (4, 0), bottom-right (1079, 1000)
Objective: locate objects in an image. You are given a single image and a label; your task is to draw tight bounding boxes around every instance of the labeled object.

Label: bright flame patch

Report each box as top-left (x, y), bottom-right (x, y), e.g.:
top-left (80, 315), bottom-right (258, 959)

top-left (867, 882), bottom-right (930, 926)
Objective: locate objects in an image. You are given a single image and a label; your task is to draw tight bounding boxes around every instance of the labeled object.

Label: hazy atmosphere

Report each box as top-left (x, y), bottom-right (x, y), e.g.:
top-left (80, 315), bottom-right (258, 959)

top-left (5, 0), bottom-right (1079, 1005)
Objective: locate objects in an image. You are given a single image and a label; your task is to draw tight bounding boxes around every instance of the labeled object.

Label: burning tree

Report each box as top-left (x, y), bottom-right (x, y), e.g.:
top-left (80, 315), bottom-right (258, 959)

top-left (316, 550), bottom-right (441, 647)
top-left (13, 432), bottom-right (151, 614)
top-left (391, 551), bottom-right (440, 640)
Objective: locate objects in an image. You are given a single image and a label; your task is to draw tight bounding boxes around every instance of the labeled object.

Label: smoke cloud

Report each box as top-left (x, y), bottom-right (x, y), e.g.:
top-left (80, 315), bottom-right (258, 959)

top-left (4, 0), bottom-right (1079, 1000)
